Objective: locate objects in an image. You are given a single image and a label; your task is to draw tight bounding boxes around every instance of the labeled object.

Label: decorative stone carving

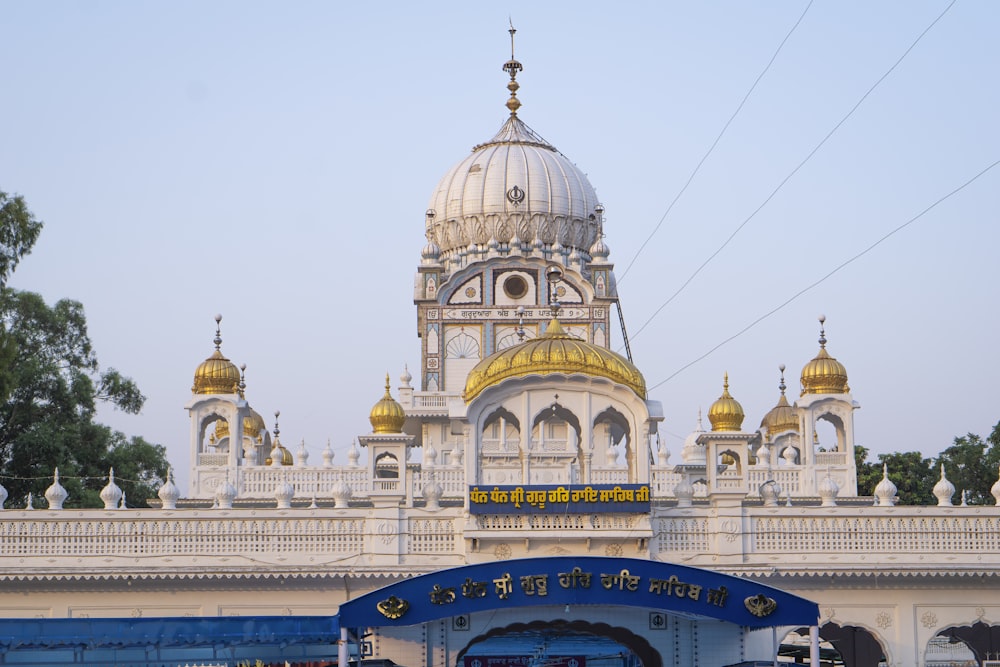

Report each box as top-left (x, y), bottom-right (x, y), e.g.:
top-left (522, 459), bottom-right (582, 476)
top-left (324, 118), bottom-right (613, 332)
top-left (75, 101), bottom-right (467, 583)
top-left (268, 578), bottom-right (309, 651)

top-left (274, 480), bottom-right (295, 509)
top-left (933, 464), bottom-right (955, 506)
top-left (818, 473), bottom-right (839, 507)
top-left (215, 478), bottom-right (237, 509)
top-left (100, 468), bottom-right (123, 510)
top-left (874, 464), bottom-right (897, 507)
top-left (158, 468), bottom-right (180, 510)
top-left (44, 469), bottom-right (68, 510)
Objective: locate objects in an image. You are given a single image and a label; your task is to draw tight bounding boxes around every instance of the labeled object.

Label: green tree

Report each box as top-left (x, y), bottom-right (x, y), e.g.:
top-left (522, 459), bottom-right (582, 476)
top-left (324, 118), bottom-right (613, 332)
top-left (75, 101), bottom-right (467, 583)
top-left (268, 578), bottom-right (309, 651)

top-left (934, 421), bottom-right (1000, 505)
top-left (877, 450), bottom-right (934, 506)
top-left (855, 445), bottom-right (934, 505)
top-left (0, 189), bottom-right (168, 507)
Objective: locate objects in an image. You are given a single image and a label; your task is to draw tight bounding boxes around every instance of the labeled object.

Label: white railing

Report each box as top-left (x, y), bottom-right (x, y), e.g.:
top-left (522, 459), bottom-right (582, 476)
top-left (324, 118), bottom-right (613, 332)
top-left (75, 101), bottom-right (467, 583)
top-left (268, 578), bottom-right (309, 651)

top-left (589, 468), bottom-right (629, 484)
top-left (746, 468), bottom-right (802, 495)
top-left (197, 454), bottom-right (228, 466)
top-left (408, 518), bottom-right (456, 553)
top-left (481, 438), bottom-right (520, 454)
top-left (239, 467), bottom-right (369, 497)
top-left (412, 394), bottom-right (449, 408)
top-left (0, 515), bottom-right (364, 557)
top-left (413, 468), bottom-right (465, 497)
top-left (750, 511), bottom-right (1000, 554)
top-left (815, 451), bottom-right (847, 466)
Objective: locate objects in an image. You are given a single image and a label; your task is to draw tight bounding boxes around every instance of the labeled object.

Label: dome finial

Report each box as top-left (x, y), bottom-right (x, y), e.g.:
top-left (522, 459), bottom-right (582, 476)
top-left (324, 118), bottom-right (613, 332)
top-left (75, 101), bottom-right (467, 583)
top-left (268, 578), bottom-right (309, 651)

top-left (778, 364), bottom-right (787, 395)
top-left (818, 314), bottom-right (827, 348)
top-left (502, 21), bottom-right (523, 116)
top-left (214, 314), bottom-right (223, 351)
top-left (238, 363), bottom-right (247, 399)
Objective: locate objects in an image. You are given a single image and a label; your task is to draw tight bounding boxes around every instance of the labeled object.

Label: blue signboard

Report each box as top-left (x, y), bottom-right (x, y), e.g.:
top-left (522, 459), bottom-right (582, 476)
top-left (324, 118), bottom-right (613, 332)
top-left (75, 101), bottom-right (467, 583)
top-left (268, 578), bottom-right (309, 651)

top-left (338, 556), bottom-right (819, 630)
top-left (469, 484), bottom-right (651, 514)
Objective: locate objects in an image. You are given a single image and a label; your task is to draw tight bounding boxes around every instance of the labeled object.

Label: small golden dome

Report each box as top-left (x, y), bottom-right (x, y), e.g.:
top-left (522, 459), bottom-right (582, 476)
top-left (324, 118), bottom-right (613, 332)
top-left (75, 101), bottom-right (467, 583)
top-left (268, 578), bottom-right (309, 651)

top-left (800, 316), bottom-right (849, 395)
top-left (265, 443), bottom-right (294, 466)
top-left (213, 408), bottom-right (267, 443)
top-left (192, 316), bottom-right (240, 395)
top-left (369, 375), bottom-right (406, 434)
top-left (761, 365), bottom-right (800, 435)
top-left (708, 373), bottom-right (745, 432)
top-left (464, 317), bottom-right (646, 402)
top-left (264, 410), bottom-right (294, 466)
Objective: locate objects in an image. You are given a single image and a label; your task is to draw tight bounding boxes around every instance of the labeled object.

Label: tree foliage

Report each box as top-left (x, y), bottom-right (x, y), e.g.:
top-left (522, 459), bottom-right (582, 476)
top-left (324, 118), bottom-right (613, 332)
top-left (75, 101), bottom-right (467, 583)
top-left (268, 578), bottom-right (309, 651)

top-left (0, 189), bottom-right (168, 507)
top-left (857, 420), bottom-right (1000, 505)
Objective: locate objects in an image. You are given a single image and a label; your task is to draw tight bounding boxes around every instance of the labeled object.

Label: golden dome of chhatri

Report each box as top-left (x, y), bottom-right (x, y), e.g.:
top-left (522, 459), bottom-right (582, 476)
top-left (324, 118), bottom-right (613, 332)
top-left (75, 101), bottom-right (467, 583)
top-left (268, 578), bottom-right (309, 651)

top-left (213, 408), bottom-right (267, 443)
top-left (708, 373), bottom-right (745, 432)
top-left (463, 317), bottom-right (646, 402)
top-left (370, 375), bottom-right (407, 434)
top-left (192, 315), bottom-right (241, 395)
top-left (800, 316), bottom-right (849, 395)
top-left (761, 365), bottom-right (800, 435)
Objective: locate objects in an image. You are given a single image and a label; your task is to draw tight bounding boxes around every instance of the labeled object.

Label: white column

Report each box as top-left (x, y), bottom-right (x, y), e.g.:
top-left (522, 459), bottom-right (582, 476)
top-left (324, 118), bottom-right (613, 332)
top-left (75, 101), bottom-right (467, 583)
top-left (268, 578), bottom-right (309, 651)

top-left (810, 625), bottom-right (820, 666)
top-left (338, 627), bottom-right (349, 667)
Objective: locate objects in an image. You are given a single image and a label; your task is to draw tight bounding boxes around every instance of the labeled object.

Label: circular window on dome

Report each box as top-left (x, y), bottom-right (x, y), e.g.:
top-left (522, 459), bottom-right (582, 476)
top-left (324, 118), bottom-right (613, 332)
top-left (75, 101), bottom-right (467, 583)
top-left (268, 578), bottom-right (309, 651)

top-left (503, 274), bottom-right (529, 299)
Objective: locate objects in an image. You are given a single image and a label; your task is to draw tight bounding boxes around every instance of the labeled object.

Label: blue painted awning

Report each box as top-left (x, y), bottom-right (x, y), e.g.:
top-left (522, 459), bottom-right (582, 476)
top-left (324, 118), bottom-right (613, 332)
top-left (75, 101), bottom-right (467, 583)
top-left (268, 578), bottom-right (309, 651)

top-left (0, 615), bottom-right (343, 666)
top-left (339, 556), bottom-right (818, 629)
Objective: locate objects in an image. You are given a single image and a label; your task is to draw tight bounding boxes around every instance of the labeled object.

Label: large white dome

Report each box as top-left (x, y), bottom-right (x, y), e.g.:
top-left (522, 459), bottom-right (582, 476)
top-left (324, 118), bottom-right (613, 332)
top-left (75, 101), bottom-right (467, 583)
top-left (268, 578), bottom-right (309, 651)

top-left (425, 115), bottom-right (602, 256)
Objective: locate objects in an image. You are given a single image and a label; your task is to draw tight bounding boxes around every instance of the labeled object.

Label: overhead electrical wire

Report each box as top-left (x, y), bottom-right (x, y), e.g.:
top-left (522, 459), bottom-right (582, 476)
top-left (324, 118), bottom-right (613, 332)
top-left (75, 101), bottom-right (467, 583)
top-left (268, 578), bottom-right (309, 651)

top-left (618, 0), bottom-right (815, 284)
top-left (627, 0), bottom-right (958, 344)
top-left (646, 157), bottom-right (1000, 392)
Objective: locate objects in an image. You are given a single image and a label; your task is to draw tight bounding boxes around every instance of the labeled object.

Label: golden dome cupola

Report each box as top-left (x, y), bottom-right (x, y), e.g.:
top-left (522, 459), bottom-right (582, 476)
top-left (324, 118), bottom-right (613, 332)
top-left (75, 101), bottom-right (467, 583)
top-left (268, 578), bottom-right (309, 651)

top-left (761, 365), bottom-right (800, 435)
top-left (192, 314), bottom-right (241, 395)
top-left (800, 315), bottom-right (850, 395)
top-left (369, 374), bottom-right (407, 434)
top-left (708, 373), bottom-right (745, 432)
top-left (463, 316), bottom-right (646, 402)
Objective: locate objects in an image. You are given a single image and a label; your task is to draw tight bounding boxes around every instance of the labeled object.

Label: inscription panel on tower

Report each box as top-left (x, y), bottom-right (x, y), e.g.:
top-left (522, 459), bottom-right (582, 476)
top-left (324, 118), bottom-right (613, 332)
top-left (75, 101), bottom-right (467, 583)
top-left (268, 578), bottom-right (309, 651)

top-left (443, 307), bottom-right (590, 321)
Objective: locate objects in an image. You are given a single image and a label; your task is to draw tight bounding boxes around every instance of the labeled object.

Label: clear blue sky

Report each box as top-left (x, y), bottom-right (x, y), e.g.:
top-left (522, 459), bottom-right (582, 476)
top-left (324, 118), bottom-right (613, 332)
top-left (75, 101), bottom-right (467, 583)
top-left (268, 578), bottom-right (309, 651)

top-left (2, 1), bottom-right (998, 494)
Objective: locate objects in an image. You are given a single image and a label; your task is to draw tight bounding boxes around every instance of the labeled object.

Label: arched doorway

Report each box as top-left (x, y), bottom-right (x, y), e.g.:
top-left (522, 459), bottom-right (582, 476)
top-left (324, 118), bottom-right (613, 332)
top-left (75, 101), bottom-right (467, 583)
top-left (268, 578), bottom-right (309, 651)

top-left (457, 619), bottom-right (658, 667)
top-left (786, 623), bottom-right (886, 667)
top-left (933, 623), bottom-right (1000, 666)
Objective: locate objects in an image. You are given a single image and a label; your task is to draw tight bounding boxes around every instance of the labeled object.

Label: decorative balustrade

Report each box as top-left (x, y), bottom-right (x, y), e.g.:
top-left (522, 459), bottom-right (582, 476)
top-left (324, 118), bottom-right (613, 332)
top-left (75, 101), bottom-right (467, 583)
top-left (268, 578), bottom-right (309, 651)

top-left (0, 514), bottom-right (364, 558)
top-left (239, 467), bottom-right (368, 497)
top-left (408, 518), bottom-right (456, 554)
top-left (750, 511), bottom-right (1000, 554)
top-left (413, 468), bottom-right (465, 497)
top-left (481, 438), bottom-right (520, 454)
top-left (814, 451), bottom-right (847, 466)
top-left (197, 454), bottom-right (228, 466)
top-left (412, 394), bottom-right (449, 408)
top-left (746, 469), bottom-right (802, 495)
top-left (589, 468), bottom-right (629, 484)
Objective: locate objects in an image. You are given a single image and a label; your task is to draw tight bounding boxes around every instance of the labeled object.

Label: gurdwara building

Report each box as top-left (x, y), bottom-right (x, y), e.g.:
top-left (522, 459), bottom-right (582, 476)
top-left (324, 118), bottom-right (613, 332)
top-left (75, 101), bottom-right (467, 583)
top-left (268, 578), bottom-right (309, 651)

top-left (1, 42), bottom-right (998, 667)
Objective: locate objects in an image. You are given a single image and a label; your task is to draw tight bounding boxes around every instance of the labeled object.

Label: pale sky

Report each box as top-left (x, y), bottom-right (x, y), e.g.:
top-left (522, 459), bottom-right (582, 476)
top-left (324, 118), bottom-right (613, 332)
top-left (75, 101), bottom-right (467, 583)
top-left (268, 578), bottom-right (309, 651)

top-left (2, 1), bottom-right (998, 494)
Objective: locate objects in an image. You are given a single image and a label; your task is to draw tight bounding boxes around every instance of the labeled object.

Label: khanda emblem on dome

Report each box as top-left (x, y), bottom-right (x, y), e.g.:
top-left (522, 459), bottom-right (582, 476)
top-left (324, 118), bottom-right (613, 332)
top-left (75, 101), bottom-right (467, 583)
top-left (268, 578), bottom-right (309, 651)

top-left (506, 184), bottom-right (525, 206)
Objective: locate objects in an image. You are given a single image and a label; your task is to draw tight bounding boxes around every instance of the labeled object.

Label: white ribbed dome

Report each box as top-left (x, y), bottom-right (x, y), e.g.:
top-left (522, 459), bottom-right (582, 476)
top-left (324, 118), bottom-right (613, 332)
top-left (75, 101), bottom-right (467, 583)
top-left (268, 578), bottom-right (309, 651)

top-left (426, 116), bottom-right (602, 256)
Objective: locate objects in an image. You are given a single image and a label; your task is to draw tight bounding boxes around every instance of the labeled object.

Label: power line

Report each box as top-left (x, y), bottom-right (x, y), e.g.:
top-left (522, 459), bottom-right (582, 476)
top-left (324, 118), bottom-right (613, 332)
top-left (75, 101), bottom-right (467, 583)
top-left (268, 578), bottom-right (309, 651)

top-left (628, 0), bottom-right (958, 344)
top-left (618, 0), bottom-right (815, 283)
top-left (647, 157), bottom-right (1000, 392)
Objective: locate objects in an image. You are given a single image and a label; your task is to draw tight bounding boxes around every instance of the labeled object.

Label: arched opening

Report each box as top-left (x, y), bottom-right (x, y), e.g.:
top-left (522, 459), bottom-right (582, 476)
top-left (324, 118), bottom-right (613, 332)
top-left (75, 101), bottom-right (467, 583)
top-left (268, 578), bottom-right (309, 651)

top-left (786, 623), bottom-right (887, 667)
top-left (198, 413), bottom-right (229, 463)
top-left (531, 403), bottom-right (581, 454)
top-left (482, 407), bottom-right (521, 454)
top-left (374, 452), bottom-right (399, 479)
top-left (593, 407), bottom-right (632, 481)
top-left (934, 622), bottom-right (1000, 666)
top-left (457, 619), bottom-right (659, 667)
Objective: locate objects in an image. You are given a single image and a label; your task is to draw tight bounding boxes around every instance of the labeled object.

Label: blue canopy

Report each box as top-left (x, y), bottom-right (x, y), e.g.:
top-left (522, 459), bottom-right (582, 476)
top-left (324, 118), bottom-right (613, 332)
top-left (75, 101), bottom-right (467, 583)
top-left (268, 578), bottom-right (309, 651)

top-left (339, 556), bottom-right (818, 630)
